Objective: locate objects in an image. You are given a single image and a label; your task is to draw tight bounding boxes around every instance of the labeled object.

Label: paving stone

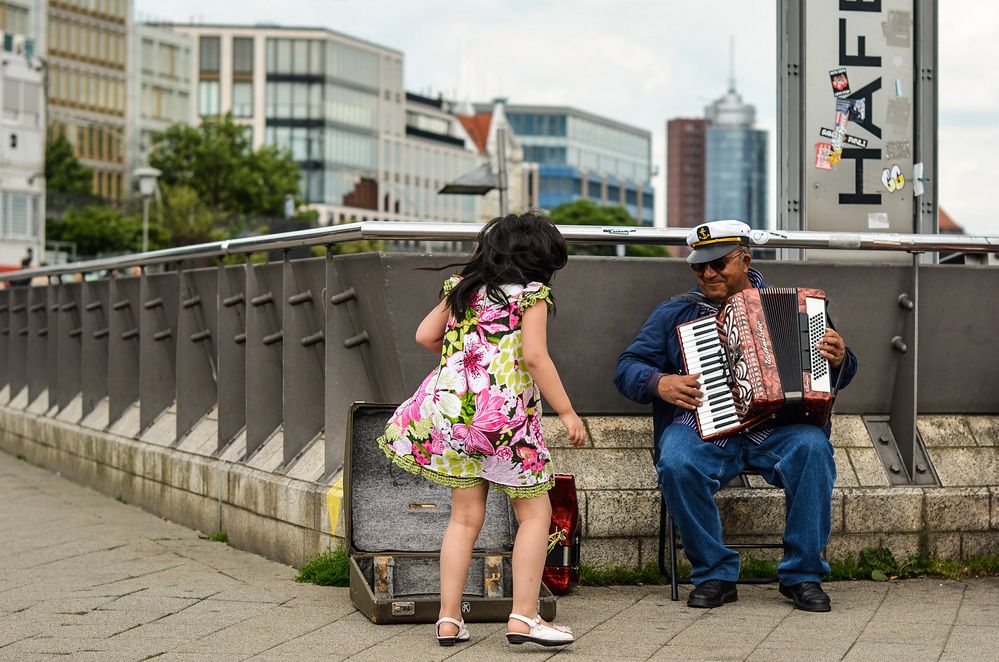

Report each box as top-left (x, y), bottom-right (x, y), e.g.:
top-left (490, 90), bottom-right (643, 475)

top-left (847, 447), bottom-right (890, 487)
top-left (919, 416), bottom-right (976, 447)
top-left (967, 417), bottom-right (999, 447)
top-left (584, 416), bottom-right (654, 448)
top-left (587, 489), bottom-right (660, 537)
top-left (928, 447), bottom-right (999, 487)
top-left (843, 487), bottom-right (923, 533)
top-left (830, 416), bottom-right (871, 448)
top-left (924, 488), bottom-right (991, 531)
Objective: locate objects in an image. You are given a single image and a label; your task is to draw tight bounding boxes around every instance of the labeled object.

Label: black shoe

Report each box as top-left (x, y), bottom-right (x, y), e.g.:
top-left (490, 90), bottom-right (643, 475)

top-left (779, 581), bottom-right (831, 612)
top-left (687, 579), bottom-right (738, 608)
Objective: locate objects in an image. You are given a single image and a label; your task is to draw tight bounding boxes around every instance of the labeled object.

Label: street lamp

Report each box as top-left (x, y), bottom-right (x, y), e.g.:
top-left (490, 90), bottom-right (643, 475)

top-left (133, 166), bottom-right (161, 253)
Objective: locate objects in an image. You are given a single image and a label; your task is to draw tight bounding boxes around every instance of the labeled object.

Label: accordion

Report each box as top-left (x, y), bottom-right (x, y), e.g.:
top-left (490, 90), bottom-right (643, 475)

top-left (677, 287), bottom-right (835, 440)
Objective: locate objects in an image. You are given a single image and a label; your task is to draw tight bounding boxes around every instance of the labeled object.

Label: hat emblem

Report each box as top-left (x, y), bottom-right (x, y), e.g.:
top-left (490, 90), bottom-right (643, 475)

top-left (697, 226), bottom-right (711, 241)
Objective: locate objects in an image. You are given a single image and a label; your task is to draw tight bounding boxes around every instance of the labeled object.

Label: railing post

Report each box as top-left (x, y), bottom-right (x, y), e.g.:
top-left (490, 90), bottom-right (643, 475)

top-left (323, 252), bottom-right (378, 477)
top-left (56, 280), bottom-right (83, 415)
top-left (0, 288), bottom-right (9, 400)
top-left (81, 278), bottom-right (110, 420)
top-left (281, 254), bottom-right (326, 468)
top-left (176, 265), bottom-right (218, 442)
top-left (218, 259), bottom-right (247, 451)
top-left (108, 272), bottom-right (141, 428)
top-left (27, 284), bottom-right (48, 408)
top-left (245, 257), bottom-right (284, 458)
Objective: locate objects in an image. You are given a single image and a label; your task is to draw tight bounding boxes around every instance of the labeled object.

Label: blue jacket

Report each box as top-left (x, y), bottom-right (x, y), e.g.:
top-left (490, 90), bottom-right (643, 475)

top-left (613, 269), bottom-right (859, 447)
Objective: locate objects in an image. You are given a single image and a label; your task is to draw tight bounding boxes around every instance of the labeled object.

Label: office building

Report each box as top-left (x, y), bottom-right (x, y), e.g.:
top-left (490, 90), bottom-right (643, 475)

top-left (46, 0), bottom-right (130, 201)
top-left (666, 118), bottom-right (706, 229)
top-left (497, 103), bottom-right (653, 225)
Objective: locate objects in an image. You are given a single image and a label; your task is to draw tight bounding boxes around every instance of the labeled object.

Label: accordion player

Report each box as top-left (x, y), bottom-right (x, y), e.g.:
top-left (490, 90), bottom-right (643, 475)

top-left (677, 287), bottom-right (837, 441)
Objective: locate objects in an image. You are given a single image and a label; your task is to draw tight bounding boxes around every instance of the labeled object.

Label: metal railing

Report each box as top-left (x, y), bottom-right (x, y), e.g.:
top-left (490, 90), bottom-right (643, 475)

top-left (2, 221), bottom-right (999, 282)
top-left (2, 222), bottom-right (998, 486)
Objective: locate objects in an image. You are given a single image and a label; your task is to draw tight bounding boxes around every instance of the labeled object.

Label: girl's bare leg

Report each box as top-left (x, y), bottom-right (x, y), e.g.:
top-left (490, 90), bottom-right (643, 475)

top-left (507, 493), bottom-right (553, 634)
top-left (438, 483), bottom-right (488, 636)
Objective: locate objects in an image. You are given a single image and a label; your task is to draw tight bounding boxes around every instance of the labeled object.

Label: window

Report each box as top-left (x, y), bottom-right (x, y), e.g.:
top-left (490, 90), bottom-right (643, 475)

top-left (233, 37), bottom-right (254, 75)
top-left (141, 38), bottom-right (155, 72)
top-left (0, 2), bottom-right (29, 36)
top-left (1, 191), bottom-right (39, 239)
top-left (198, 80), bottom-right (220, 116)
top-left (199, 36), bottom-right (220, 73)
top-left (232, 81), bottom-right (252, 118)
top-left (3, 78), bottom-right (18, 119)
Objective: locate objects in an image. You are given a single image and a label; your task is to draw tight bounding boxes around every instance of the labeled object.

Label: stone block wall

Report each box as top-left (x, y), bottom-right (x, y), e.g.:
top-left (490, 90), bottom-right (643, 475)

top-left (2, 398), bottom-right (997, 572)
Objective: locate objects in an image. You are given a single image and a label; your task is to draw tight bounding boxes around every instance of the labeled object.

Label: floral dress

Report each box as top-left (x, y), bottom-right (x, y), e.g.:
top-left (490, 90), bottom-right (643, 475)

top-left (377, 275), bottom-right (555, 498)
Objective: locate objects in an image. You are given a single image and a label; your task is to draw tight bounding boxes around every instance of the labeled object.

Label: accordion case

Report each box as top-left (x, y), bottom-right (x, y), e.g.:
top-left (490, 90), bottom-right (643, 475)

top-left (678, 287), bottom-right (835, 440)
top-left (344, 403), bottom-right (556, 624)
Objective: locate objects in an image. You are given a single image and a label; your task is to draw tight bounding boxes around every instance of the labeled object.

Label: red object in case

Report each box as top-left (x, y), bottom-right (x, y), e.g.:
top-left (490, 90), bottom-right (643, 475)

top-left (542, 474), bottom-right (580, 595)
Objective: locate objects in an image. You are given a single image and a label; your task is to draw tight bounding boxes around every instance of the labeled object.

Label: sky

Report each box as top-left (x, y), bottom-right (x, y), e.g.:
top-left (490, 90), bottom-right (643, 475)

top-left (137, 0), bottom-right (999, 236)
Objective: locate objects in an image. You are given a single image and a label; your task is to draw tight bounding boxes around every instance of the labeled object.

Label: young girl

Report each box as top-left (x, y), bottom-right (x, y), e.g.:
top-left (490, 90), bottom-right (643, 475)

top-left (377, 211), bottom-right (585, 648)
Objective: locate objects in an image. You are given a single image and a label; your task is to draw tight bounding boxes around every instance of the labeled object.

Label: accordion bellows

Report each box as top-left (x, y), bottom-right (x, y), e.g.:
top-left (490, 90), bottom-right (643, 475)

top-left (678, 287), bottom-right (834, 440)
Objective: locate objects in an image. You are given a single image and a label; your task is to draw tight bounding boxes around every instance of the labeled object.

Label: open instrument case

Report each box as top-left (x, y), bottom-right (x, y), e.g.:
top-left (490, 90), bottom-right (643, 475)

top-left (344, 403), bottom-right (557, 624)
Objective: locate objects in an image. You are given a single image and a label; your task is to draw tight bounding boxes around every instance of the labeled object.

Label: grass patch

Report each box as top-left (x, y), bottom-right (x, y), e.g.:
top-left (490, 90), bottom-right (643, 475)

top-left (296, 544), bottom-right (350, 587)
top-left (115, 495), bottom-right (127, 504)
top-left (579, 548), bottom-right (999, 587)
top-left (208, 531), bottom-right (229, 544)
top-left (16, 453), bottom-right (26, 461)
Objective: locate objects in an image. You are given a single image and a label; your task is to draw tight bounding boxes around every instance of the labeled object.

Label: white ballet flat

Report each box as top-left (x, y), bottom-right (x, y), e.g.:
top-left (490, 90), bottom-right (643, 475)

top-left (505, 613), bottom-right (574, 647)
top-left (435, 616), bottom-right (470, 647)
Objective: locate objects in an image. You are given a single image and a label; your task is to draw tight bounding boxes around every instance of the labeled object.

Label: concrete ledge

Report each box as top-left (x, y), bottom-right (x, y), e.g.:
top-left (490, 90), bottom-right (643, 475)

top-left (3, 404), bottom-right (998, 572)
top-left (0, 405), bottom-right (334, 569)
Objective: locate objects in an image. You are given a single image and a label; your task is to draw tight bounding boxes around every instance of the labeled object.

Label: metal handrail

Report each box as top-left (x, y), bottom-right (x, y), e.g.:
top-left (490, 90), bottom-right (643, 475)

top-left (4, 220), bottom-right (998, 282)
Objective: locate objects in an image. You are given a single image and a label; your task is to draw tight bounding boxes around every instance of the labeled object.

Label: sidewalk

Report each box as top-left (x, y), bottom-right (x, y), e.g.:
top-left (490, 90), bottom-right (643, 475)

top-left (0, 449), bottom-right (995, 662)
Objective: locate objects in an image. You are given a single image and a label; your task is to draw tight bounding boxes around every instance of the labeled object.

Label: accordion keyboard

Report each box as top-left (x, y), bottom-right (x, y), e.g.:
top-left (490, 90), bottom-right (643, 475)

top-left (678, 316), bottom-right (741, 437)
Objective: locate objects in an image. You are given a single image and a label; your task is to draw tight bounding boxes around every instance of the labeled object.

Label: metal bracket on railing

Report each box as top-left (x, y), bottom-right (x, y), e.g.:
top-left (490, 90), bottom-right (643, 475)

top-left (251, 292), bottom-right (274, 306)
top-left (222, 293), bottom-right (245, 307)
top-left (330, 287), bottom-right (357, 305)
top-left (111, 299), bottom-right (130, 311)
top-left (182, 295), bottom-right (201, 309)
top-left (344, 331), bottom-right (369, 348)
top-left (121, 328), bottom-right (139, 340)
top-left (93, 328), bottom-right (109, 339)
top-left (85, 300), bottom-right (102, 312)
top-left (301, 330), bottom-right (324, 347)
top-left (262, 330), bottom-right (283, 346)
top-left (288, 290), bottom-right (313, 306)
top-left (143, 297), bottom-right (163, 310)
top-left (234, 333), bottom-right (246, 344)
top-left (153, 329), bottom-right (172, 341)
top-left (190, 329), bottom-right (211, 343)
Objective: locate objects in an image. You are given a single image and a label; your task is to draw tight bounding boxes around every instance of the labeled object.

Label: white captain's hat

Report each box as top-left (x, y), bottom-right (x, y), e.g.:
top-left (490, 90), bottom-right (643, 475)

top-left (686, 220), bottom-right (752, 264)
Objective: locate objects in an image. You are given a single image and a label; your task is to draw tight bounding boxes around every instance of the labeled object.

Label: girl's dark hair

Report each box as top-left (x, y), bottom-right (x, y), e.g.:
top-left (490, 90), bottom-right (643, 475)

top-left (444, 210), bottom-right (568, 319)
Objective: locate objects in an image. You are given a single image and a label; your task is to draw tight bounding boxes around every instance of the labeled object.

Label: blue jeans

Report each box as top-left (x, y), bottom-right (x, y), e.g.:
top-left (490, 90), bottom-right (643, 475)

top-left (657, 423), bottom-right (836, 586)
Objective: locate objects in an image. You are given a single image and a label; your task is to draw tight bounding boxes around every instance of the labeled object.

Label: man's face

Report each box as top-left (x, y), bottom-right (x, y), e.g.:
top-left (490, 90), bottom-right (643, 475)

top-left (692, 248), bottom-right (752, 303)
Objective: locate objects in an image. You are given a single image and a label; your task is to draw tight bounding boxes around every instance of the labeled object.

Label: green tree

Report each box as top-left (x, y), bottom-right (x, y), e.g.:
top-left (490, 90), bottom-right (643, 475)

top-left (154, 183), bottom-right (219, 245)
top-left (548, 199), bottom-right (668, 258)
top-left (46, 206), bottom-right (170, 257)
top-left (149, 114), bottom-right (301, 219)
top-left (45, 135), bottom-right (93, 196)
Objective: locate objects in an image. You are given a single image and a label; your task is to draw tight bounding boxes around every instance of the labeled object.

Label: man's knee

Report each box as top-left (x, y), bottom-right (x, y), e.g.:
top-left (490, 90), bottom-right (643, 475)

top-left (656, 427), bottom-right (702, 485)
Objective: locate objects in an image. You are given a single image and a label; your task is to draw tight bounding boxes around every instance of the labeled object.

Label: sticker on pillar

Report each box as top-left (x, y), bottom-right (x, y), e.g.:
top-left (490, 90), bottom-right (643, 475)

top-left (819, 128), bottom-right (868, 149)
top-left (837, 98), bottom-right (865, 122)
top-left (829, 68), bottom-right (851, 98)
top-left (882, 10), bottom-right (912, 47)
top-left (885, 97), bottom-right (911, 131)
top-left (881, 164), bottom-right (905, 193)
top-left (868, 212), bottom-right (890, 230)
top-left (814, 143), bottom-right (834, 170)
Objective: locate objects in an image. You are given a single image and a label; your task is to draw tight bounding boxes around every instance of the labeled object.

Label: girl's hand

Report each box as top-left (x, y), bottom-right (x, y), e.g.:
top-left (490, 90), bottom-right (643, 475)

top-left (559, 411), bottom-right (586, 448)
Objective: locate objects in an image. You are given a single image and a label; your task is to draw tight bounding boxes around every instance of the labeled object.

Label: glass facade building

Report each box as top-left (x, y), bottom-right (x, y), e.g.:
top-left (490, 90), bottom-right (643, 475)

top-left (164, 24), bottom-right (478, 224)
top-left (702, 87), bottom-right (768, 231)
top-left (503, 105), bottom-right (653, 225)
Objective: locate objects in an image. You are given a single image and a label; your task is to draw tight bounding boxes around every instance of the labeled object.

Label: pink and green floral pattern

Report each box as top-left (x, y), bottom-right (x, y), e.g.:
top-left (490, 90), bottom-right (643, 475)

top-left (377, 275), bottom-right (554, 498)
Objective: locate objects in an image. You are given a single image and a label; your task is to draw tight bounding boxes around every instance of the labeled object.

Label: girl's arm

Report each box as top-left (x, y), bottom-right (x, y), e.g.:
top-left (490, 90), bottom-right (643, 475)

top-left (521, 303), bottom-right (586, 446)
top-left (415, 300), bottom-right (451, 353)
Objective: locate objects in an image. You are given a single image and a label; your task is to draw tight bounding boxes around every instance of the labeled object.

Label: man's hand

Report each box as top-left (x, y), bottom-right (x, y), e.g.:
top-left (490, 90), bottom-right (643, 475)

top-left (656, 373), bottom-right (703, 410)
top-left (818, 329), bottom-right (847, 368)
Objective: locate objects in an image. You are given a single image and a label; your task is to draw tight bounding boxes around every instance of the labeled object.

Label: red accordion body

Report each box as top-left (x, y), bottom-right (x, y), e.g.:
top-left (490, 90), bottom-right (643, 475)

top-left (677, 287), bottom-right (835, 440)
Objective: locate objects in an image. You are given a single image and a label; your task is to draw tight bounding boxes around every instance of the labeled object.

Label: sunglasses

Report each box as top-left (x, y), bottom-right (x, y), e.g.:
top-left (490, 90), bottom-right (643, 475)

top-left (690, 252), bottom-right (743, 274)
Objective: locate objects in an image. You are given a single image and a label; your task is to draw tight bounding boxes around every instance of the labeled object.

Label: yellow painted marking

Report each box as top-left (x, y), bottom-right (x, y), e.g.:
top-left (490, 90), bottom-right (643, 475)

top-left (326, 476), bottom-right (344, 537)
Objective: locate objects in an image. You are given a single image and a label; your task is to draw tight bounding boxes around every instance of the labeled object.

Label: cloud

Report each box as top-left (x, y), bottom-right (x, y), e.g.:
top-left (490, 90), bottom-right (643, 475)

top-left (139, 0), bottom-right (998, 235)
